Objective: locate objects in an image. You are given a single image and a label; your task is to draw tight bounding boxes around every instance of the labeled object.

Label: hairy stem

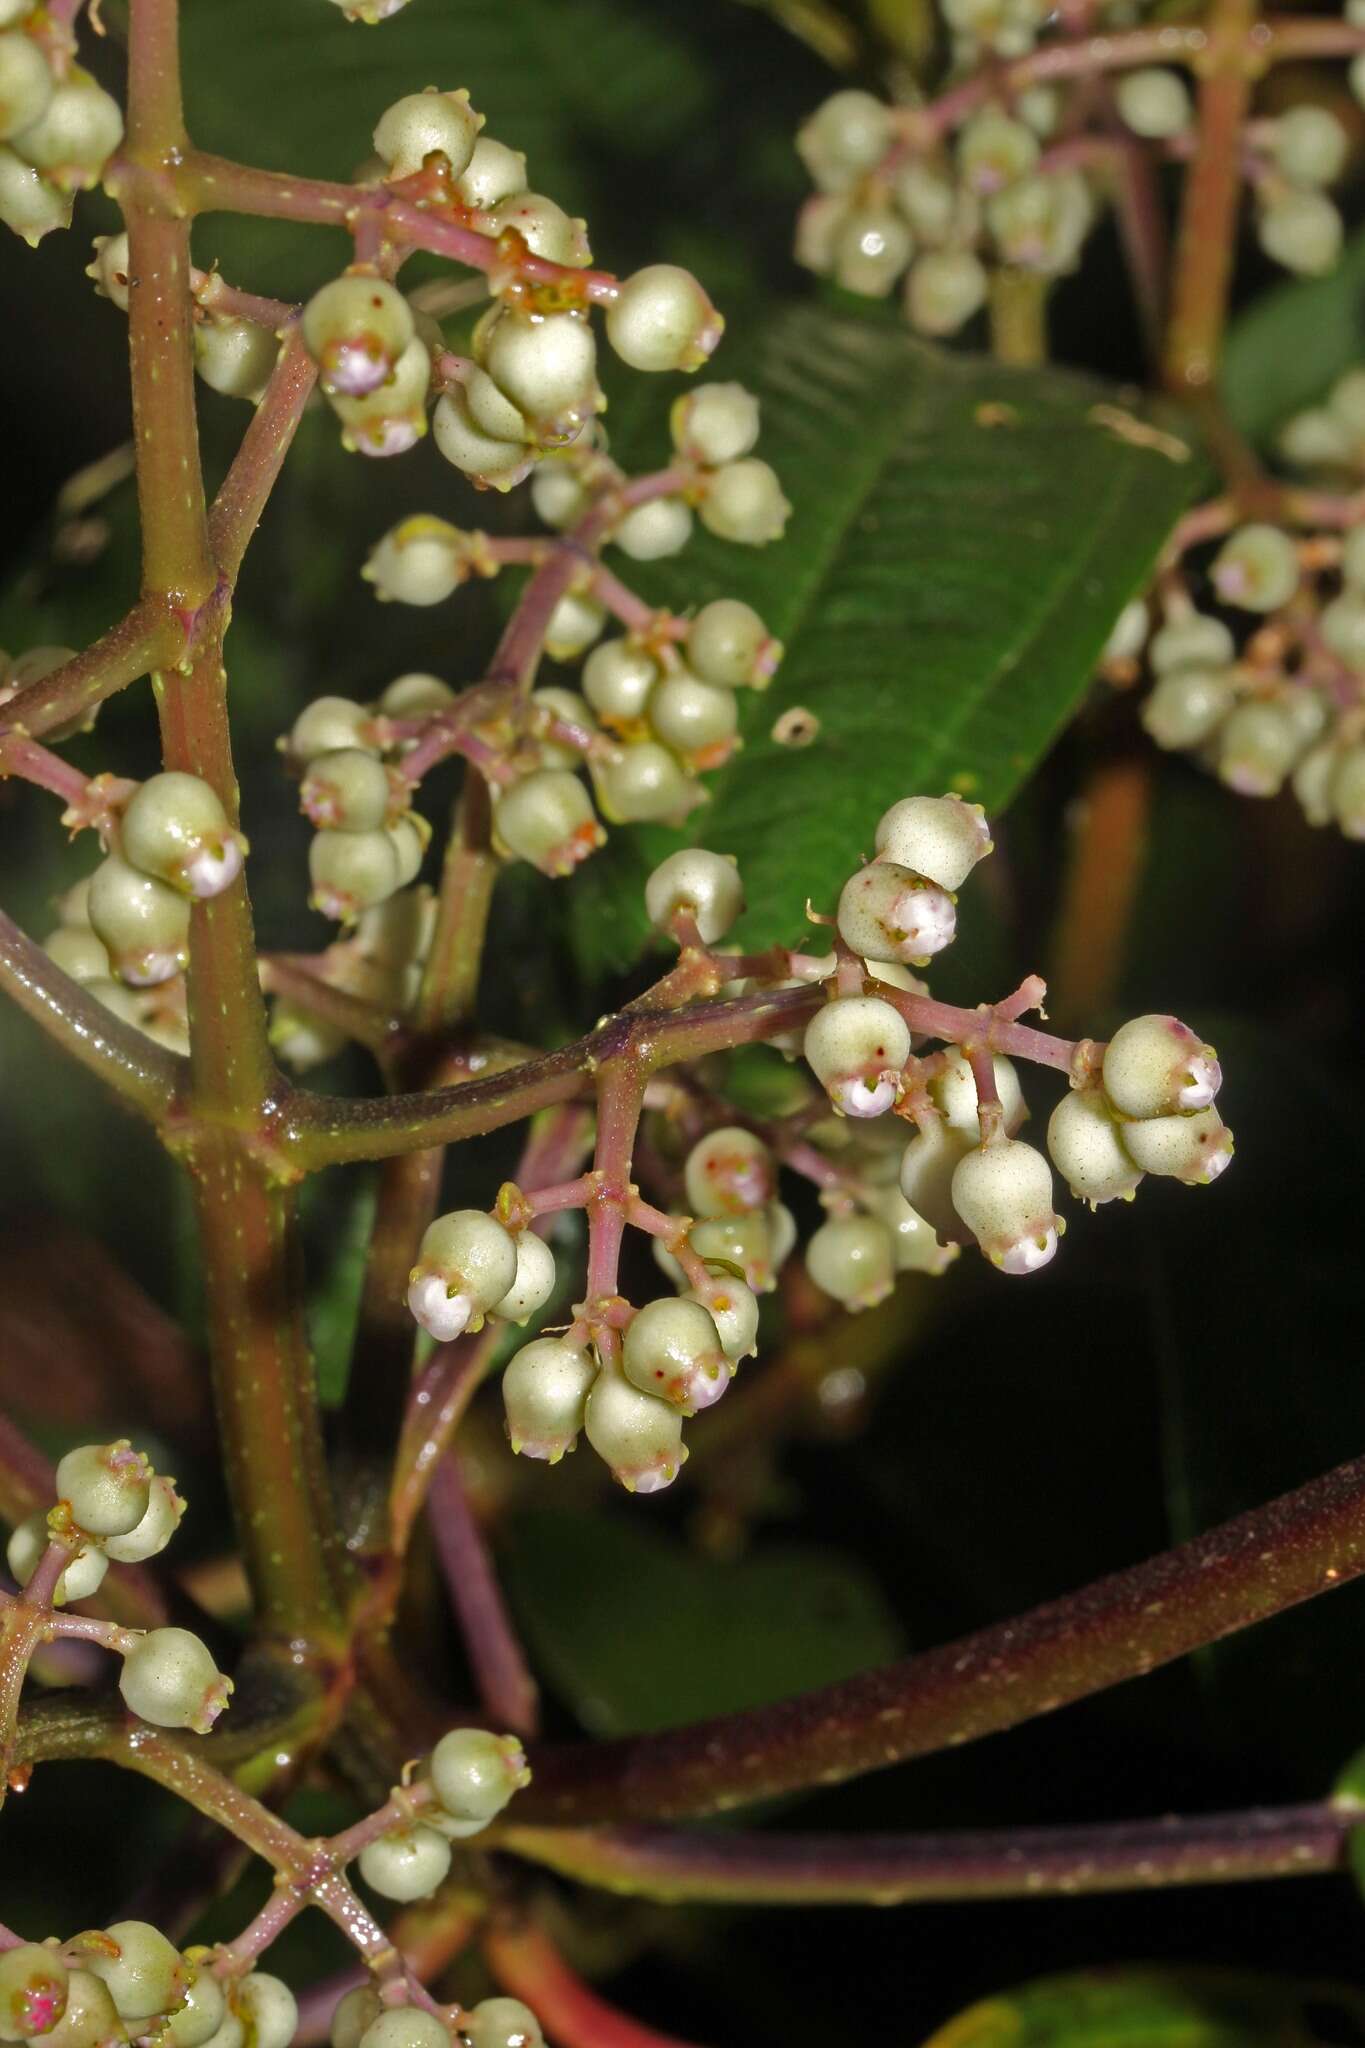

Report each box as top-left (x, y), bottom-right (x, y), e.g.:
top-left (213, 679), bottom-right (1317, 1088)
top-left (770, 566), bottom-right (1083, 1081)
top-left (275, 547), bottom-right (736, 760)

top-left (515, 1445), bottom-right (1365, 1822)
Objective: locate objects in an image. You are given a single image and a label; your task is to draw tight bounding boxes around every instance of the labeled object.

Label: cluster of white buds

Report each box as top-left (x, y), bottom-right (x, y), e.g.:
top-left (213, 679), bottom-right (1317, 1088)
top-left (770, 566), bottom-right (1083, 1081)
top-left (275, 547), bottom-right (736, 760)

top-left (793, 36), bottom-right (1359, 337)
top-left (283, 686), bottom-right (434, 923)
top-left (407, 1207), bottom-right (558, 1346)
top-left (41, 872), bottom-right (190, 1054)
top-left (332, 1993), bottom-right (543, 2048)
top-left (348, 1728), bottom-right (529, 1908)
top-left (1109, 514), bottom-right (1365, 838)
top-left (0, 1934), bottom-right (296, 2048)
top-left (3, 1439), bottom-right (234, 1733)
top-left (795, 86), bottom-right (1096, 337)
top-left (354, 384), bottom-right (786, 882)
top-left (0, 6), bottom-right (122, 248)
top-left (799, 796), bottom-right (1231, 1282)
top-left (295, 86), bottom-right (720, 470)
top-left (48, 772), bottom-right (248, 994)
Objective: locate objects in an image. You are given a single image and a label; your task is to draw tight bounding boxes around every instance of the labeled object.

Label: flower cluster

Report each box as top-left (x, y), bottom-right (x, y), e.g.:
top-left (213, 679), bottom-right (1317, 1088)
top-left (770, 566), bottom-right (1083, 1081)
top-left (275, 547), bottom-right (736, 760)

top-left (792, 31), bottom-right (1360, 339)
top-left (331, 1996), bottom-right (544, 2048)
top-left (0, 4), bottom-right (122, 247)
top-left (394, 797), bottom-right (1230, 1498)
top-left (4, 1438), bottom-right (232, 1733)
top-left (278, 381), bottom-right (785, 930)
top-left (0, 1928), bottom-right (296, 2048)
top-left (1107, 511), bottom-right (1365, 839)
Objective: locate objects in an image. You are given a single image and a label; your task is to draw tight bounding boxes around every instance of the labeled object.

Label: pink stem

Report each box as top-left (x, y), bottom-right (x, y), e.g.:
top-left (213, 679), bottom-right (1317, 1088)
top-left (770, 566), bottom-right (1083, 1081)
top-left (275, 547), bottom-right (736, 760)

top-left (0, 738), bottom-right (98, 809)
top-left (588, 565), bottom-right (665, 636)
top-left (428, 1458), bottom-right (540, 1738)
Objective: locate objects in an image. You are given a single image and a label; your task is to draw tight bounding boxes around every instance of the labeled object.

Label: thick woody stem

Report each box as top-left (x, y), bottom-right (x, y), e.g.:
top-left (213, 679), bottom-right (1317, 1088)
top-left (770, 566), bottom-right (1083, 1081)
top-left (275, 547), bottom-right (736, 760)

top-left (499, 1804), bottom-right (1357, 1906)
top-left (514, 1444), bottom-right (1365, 1822)
top-left (1162, 0), bottom-right (1259, 394)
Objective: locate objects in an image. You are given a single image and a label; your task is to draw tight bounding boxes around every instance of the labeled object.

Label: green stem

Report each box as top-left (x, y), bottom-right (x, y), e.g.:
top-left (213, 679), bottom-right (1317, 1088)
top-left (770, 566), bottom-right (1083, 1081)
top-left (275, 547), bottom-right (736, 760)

top-left (0, 906), bottom-right (182, 1116)
top-left (0, 600), bottom-right (181, 744)
top-left (988, 270), bottom-right (1049, 367)
top-left (515, 1444), bottom-right (1365, 1822)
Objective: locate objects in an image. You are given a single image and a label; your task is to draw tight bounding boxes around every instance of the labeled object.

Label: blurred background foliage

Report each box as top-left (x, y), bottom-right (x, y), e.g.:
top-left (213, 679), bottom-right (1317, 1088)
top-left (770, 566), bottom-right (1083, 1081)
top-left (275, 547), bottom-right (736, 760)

top-left (3, 0), bottom-right (1365, 2041)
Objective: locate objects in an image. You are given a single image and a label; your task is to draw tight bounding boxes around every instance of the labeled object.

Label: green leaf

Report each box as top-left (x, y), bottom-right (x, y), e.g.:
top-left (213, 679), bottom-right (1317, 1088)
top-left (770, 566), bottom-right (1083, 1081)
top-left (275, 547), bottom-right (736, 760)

top-left (499, 1505), bottom-right (903, 1737)
top-left (1223, 226), bottom-right (1365, 445)
top-left (920, 1968), bottom-right (1365, 2047)
top-left (181, 0), bottom-right (715, 294)
top-left (566, 304), bottom-right (1200, 977)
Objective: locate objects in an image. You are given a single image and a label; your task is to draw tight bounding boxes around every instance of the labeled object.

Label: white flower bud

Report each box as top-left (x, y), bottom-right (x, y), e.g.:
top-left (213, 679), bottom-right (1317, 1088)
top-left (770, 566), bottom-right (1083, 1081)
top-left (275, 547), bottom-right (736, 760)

top-left (836, 860), bottom-right (957, 965)
top-left (492, 769), bottom-right (604, 875)
top-left (118, 1627), bottom-right (233, 1733)
top-left (806, 1212), bottom-right (896, 1309)
top-left (1141, 668), bottom-right (1234, 750)
top-left (1102, 1013), bottom-right (1222, 1120)
top-left (456, 136), bottom-right (528, 208)
top-left (234, 1975), bottom-right (295, 2048)
top-left (56, 1438), bottom-right (152, 1537)
top-left (1210, 523), bottom-right (1300, 612)
top-left (303, 273), bottom-right (414, 399)
top-left (648, 670), bottom-right (738, 761)
top-left (584, 1366), bottom-right (687, 1492)
top-left (1046, 1086), bottom-right (1143, 1205)
top-left (1115, 68), bottom-right (1192, 138)
top-left (873, 793), bottom-right (992, 891)
top-left (796, 90), bottom-right (892, 194)
top-left (372, 88), bottom-right (481, 181)
top-left (0, 143), bottom-right (69, 243)
top-left (931, 1045), bottom-right (1026, 1141)
top-left (121, 771), bottom-right (245, 899)
top-left (683, 1126), bottom-right (773, 1217)
top-left (644, 847), bottom-right (743, 945)
top-left (89, 854), bottom-right (191, 986)
top-left (1332, 741), bottom-right (1365, 837)
top-left (956, 105), bottom-right (1040, 192)
top-left (42, 925), bottom-right (110, 983)
top-left (364, 516), bottom-right (464, 605)
top-left (332, 1989), bottom-right (382, 2048)
top-left (300, 749), bottom-right (394, 833)
top-left (865, 1186), bottom-right (958, 1273)
top-left (544, 588), bottom-right (606, 661)
top-left (331, 336), bottom-right (431, 457)
top-left (593, 741), bottom-right (701, 825)
top-left (898, 1119), bottom-right (973, 1242)
top-left (530, 461), bottom-right (590, 531)
top-left (1215, 700), bottom-right (1302, 797)
top-left (103, 1474), bottom-right (185, 1563)
top-left (11, 65), bottom-right (122, 189)
top-left (503, 1337), bottom-right (598, 1460)
top-left (1149, 612), bottom-right (1236, 673)
top-left (480, 306), bottom-right (598, 431)
top-left (357, 1825), bottom-right (452, 1902)
top-left (803, 994), bottom-right (911, 1117)
top-left (309, 828), bottom-right (403, 922)
top-left (486, 190), bottom-right (590, 266)
top-left (671, 382), bottom-right (761, 466)
top-left (583, 639), bottom-right (658, 727)
top-left (903, 249), bottom-right (988, 336)
top-left (194, 316), bottom-right (280, 401)
top-left (85, 1924), bottom-right (186, 2025)
top-left (0, 33), bottom-right (54, 145)
top-left (1119, 1105), bottom-right (1233, 1184)
top-left (623, 1295), bottom-right (729, 1411)
top-left (6, 1514), bottom-right (107, 1605)
top-left (951, 1138), bottom-right (1060, 1273)
top-left (699, 460), bottom-right (791, 546)
top-left (687, 599), bottom-right (780, 689)
top-left (429, 1726), bottom-right (530, 1825)
top-left (431, 387), bottom-right (530, 489)
top-left (683, 1271), bottom-right (760, 1360)
top-left (1272, 104), bottom-right (1348, 187)
top-left (36, 1970), bottom-right (120, 2048)
top-left (1293, 739), bottom-right (1339, 827)
top-left (491, 1230), bottom-right (556, 1324)
top-left (288, 695), bottom-right (375, 763)
top-left (356, 2016), bottom-right (446, 2048)
top-left (409, 1210), bottom-right (519, 1342)
top-left (1258, 188), bottom-right (1342, 276)
top-left (832, 206), bottom-right (913, 297)
top-left (614, 496), bottom-right (693, 562)
top-left (164, 1963), bottom-right (226, 2048)
top-left (465, 2000), bottom-right (544, 2048)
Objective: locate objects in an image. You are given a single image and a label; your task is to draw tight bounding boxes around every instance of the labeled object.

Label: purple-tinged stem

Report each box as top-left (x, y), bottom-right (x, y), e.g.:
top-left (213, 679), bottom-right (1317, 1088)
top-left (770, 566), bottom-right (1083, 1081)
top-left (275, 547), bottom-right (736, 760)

top-left (515, 1443), bottom-right (1365, 1822)
top-left (0, 601), bottom-right (182, 746)
top-left (208, 326), bottom-right (318, 584)
top-left (500, 1804), bottom-right (1358, 1906)
top-left (0, 738), bottom-right (100, 808)
top-left (429, 1457), bottom-right (540, 1738)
